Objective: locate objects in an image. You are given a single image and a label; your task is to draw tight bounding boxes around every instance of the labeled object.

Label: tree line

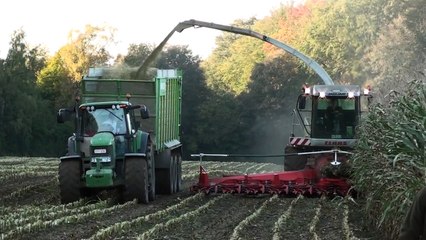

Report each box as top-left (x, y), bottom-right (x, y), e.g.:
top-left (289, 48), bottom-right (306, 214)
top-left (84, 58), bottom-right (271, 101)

top-left (0, 0), bottom-right (424, 159)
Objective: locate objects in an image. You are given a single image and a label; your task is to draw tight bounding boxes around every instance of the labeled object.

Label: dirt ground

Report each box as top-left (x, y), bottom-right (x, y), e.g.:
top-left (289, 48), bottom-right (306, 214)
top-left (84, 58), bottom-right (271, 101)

top-left (0, 157), bottom-right (378, 240)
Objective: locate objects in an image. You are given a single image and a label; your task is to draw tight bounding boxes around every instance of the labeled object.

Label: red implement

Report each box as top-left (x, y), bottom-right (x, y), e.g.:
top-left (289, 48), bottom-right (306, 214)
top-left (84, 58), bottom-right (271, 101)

top-left (190, 150), bottom-right (351, 196)
top-left (190, 165), bottom-right (351, 196)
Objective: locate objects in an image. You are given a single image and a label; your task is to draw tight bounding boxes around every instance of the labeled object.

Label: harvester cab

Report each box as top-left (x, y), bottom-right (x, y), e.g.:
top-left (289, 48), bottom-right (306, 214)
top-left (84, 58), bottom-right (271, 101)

top-left (57, 67), bottom-right (183, 204)
top-left (284, 84), bottom-right (372, 172)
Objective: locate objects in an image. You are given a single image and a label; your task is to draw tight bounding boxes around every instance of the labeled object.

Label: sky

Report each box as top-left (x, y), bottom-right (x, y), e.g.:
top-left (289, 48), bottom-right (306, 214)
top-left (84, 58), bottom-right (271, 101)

top-left (0, 0), bottom-right (303, 60)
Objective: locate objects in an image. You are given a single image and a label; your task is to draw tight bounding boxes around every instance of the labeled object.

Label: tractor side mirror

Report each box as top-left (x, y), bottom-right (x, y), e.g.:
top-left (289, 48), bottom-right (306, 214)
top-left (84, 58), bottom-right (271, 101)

top-left (140, 105), bottom-right (149, 119)
top-left (298, 96), bottom-right (306, 110)
top-left (57, 108), bottom-right (73, 123)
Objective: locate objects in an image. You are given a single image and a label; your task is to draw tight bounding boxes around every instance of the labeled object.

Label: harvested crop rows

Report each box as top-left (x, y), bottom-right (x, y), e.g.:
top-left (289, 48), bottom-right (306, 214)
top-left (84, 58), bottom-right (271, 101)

top-left (0, 157), bottom-right (375, 240)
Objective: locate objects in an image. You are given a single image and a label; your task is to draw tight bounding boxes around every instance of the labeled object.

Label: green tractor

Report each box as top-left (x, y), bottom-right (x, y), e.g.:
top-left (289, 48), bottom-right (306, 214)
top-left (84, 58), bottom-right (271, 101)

top-left (57, 68), bottom-right (183, 204)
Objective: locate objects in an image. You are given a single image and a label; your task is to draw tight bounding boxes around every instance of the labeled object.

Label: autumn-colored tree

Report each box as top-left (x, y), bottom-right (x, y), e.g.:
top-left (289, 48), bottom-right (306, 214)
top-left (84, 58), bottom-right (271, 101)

top-left (37, 24), bottom-right (116, 108)
top-left (202, 18), bottom-right (265, 95)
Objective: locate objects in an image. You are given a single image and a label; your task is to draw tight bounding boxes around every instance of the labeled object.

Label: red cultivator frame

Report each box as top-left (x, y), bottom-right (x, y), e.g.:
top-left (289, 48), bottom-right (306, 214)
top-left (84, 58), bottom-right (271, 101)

top-left (190, 149), bottom-right (353, 196)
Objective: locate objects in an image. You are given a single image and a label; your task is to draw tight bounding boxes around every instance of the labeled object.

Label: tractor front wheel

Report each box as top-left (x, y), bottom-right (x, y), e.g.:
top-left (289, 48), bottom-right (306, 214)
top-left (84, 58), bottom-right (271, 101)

top-left (123, 157), bottom-right (149, 204)
top-left (59, 160), bottom-right (82, 204)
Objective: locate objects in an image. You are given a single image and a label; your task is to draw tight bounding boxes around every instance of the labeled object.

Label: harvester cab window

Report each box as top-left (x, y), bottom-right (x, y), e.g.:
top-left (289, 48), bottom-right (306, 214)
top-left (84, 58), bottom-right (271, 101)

top-left (312, 98), bottom-right (357, 139)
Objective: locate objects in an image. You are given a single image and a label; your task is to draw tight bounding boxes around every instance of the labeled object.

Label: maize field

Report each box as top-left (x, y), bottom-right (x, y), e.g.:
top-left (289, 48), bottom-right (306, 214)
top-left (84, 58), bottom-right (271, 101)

top-left (0, 157), bottom-right (376, 240)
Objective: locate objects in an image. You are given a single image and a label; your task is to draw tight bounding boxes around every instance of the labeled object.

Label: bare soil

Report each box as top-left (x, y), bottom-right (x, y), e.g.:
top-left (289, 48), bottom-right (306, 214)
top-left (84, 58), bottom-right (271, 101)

top-left (0, 157), bottom-right (378, 240)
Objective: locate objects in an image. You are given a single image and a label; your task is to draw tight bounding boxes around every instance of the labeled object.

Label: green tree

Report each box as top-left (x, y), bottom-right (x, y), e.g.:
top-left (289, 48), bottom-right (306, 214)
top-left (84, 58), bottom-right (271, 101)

top-left (0, 29), bottom-right (56, 156)
top-left (298, 0), bottom-right (407, 85)
top-left (116, 43), bottom-right (154, 67)
top-left (361, 0), bottom-right (426, 103)
top-left (156, 45), bottom-right (208, 158)
top-left (236, 56), bottom-right (313, 157)
top-left (202, 18), bottom-right (265, 95)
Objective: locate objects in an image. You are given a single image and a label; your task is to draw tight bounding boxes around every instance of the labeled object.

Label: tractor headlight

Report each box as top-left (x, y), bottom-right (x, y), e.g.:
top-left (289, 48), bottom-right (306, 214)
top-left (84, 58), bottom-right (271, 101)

top-left (91, 156), bottom-right (111, 163)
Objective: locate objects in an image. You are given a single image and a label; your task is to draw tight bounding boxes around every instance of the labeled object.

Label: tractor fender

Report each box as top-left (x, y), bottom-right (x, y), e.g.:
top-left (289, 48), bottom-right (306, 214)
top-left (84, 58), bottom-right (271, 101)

top-left (124, 131), bottom-right (150, 161)
top-left (138, 131), bottom-right (150, 154)
top-left (124, 153), bottom-right (147, 159)
top-left (60, 155), bottom-right (81, 162)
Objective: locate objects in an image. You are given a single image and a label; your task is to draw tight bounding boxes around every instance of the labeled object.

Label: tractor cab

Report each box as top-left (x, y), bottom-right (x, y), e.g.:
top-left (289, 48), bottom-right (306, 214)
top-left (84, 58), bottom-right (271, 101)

top-left (78, 101), bottom-right (148, 157)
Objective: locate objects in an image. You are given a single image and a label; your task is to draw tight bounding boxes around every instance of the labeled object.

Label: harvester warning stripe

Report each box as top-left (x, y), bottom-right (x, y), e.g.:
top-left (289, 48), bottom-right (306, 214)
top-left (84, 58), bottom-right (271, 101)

top-left (290, 137), bottom-right (311, 146)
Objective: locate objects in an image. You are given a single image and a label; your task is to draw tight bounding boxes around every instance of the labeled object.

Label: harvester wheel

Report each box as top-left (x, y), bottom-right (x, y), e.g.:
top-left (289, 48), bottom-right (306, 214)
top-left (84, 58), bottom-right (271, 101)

top-left (123, 157), bottom-right (149, 204)
top-left (284, 146), bottom-right (307, 171)
top-left (59, 160), bottom-right (81, 204)
top-left (175, 154), bottom-right (182, 192)
top-left (147, 144), bottom-right (156, 201)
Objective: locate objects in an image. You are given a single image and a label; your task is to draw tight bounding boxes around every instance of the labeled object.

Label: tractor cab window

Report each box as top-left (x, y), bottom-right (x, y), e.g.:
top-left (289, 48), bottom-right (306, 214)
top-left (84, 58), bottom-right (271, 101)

top-left (312, 97), bottom-right (358, 139)
top-left (82, 108), bottom-right (127, 136)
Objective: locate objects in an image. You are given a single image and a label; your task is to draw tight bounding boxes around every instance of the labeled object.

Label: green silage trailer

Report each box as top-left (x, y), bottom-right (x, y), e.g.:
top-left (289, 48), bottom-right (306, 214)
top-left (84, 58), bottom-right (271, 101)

top-left (57, 67), bottom-right (183, 204)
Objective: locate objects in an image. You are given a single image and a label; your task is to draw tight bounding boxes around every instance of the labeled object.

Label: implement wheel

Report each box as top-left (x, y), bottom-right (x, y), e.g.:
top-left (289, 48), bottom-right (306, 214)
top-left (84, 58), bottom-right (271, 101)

top-left (59, 160), bottom-right (82, 204)
top-left (284, 146), bottom-right (307, 171)
top-left (123, 157), bottom-right (149, 204)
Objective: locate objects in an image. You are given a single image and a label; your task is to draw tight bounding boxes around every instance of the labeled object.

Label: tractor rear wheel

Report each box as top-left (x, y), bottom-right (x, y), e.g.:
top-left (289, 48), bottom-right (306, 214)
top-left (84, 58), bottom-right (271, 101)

top-left (59, 160), bottom-right (81, 204)
top-left (284, 146), bottom-right (307, 171)
top-left (123, 157), bottom-right (149, 203)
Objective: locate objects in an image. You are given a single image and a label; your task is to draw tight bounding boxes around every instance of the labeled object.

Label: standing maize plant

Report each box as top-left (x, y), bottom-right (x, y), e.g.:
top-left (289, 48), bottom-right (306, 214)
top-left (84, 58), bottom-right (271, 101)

top-left (351, 79), bottom-right (426, 239)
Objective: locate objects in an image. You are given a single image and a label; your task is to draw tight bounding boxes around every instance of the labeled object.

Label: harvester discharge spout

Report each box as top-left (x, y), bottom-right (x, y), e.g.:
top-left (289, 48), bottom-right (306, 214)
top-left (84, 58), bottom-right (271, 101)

top-left (138, 19), bottom-right (334, 85)
top-left (176, 19), bottom-right (334, 86)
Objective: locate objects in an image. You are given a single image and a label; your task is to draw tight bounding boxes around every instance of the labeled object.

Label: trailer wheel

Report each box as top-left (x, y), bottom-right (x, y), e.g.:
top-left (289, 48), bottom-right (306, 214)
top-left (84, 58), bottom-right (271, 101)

top-left (59, 160), bottom-right (81, 204)
top-left (123, 157), bottom-right (149, 203)
top-left (175, 154), bottom-right (182, 192)
top-left (156, 153), bottom-right (175, 195)
top-left (147, 144), bottom-right (156, 201)
top-left (171, 156), bottom-right (177, 194)
top-left (284, 146), bottom-right (307, 171)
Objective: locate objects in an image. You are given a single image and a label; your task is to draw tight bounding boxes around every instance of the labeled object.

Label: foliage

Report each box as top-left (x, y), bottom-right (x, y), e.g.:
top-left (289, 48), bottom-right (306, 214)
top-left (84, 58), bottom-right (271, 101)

top-left (351, 79), bottom-right (426, 239)
top-left (297, 0), bottom-right (407, 84)
top-left (115, 43), bottom-right (155, 68)
top-left (37, 24), bottom-right (116, 111)
top-left (62, 24), bottom-right (115, 80)
top-left (155, 45), bottom-right (208, 158)
top-left (0, 29), bottom-right (58, 156)
top-left (202, 18), bottom-right (265, 95)
top-left (363, 1), bottom-right (426, 102)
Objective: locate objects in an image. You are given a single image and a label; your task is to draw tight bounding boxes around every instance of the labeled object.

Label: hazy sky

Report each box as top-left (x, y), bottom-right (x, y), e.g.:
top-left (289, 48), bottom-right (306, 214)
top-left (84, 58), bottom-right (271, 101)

top-left (1, 0), bottom-right (303, 59)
